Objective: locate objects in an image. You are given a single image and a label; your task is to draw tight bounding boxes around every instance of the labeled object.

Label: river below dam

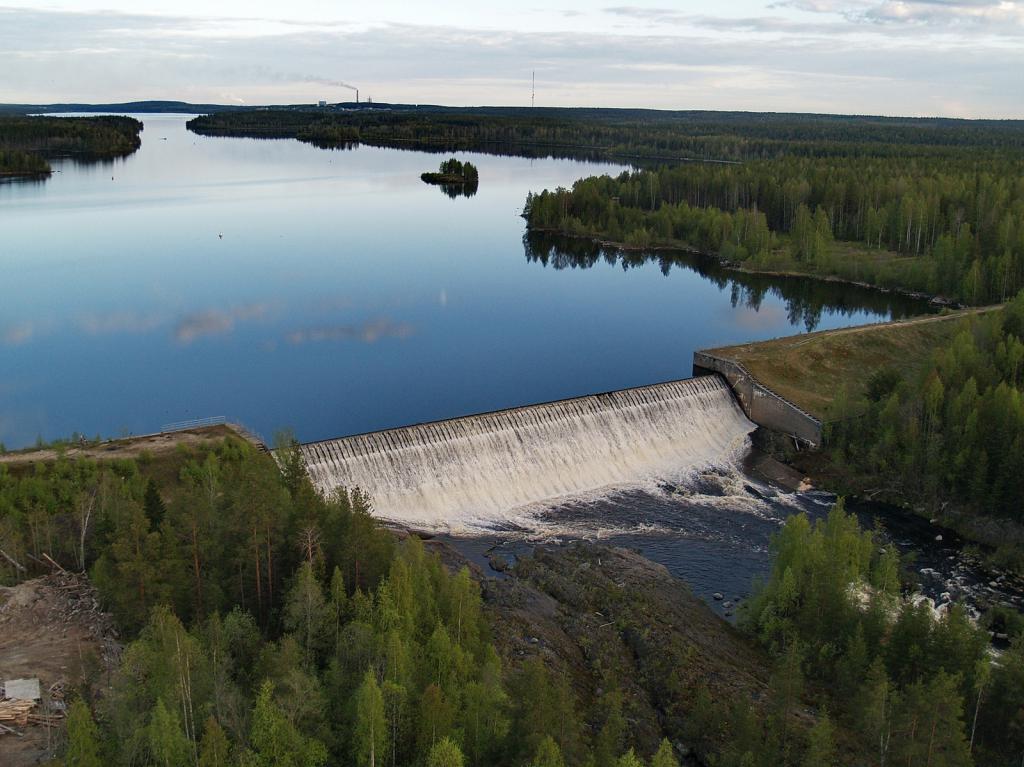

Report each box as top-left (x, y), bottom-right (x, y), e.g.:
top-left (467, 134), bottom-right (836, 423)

top-left (439, 459), bottom-right (1024, 629)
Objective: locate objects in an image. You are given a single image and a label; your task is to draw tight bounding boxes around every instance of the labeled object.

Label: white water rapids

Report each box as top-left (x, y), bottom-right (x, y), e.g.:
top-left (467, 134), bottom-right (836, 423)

top-left (299, 375), bottom-right (756, 531)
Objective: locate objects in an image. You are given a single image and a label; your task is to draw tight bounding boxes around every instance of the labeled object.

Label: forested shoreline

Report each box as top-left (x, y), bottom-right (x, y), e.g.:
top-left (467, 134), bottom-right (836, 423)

top-left (187, 107), bottom-right (1024, 304)
top-left (185, 108), bottom-right (1024, 162)
top-left (523, 156), bottom-right (1024, 305)
top-left (2, 437), bottom-right (1022, 765)
top-left (0, 116), bottom-right (143, 177)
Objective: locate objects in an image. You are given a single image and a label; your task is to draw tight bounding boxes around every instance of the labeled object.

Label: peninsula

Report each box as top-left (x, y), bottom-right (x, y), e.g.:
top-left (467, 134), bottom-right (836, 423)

top-left (0, 115), bottom-right (143, 177)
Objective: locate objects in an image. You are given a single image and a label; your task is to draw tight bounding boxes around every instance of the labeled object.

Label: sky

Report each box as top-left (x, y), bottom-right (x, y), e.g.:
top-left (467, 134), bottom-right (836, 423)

top-left (2, 1), bottom-right (1022, 118)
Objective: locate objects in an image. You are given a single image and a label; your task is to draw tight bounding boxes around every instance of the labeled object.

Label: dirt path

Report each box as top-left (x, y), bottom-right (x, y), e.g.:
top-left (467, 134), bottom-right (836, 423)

top-left (0, 423), bottom-right (262, 466)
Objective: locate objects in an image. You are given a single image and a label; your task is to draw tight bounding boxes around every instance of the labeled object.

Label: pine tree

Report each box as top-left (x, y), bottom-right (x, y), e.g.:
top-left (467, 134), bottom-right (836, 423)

top-left (198, 715), bottom-right (231, 767)
top-left (148, 698), bottom-right (192, 767)
top-left (651, 739), bottom-right (679, 767)
top-left (249, 680), bottom-right (327, 767)
top-left (283, 561), bottom-right (330, 666)
top-left (65, 699), bottom-right (103, 767)
top-left (530, 736), bottom-right (565, 767)
top-left (801, 714), bottom-right (836, 767)
top-left (354, 669), bottom-right (388, 767)
top-left (616, 748), bottom-right (646, 767)
top-left (427, 736), bottom-right (465, 767)
top-left (143, 477), bottom-right (166, 529)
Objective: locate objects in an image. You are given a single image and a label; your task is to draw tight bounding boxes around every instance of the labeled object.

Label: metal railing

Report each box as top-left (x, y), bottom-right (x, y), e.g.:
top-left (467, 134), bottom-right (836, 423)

top-left (160, 415), bottom-right (226, 433)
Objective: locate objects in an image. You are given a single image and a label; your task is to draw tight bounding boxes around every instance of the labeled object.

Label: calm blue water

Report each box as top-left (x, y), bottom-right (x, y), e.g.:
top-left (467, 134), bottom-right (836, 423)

top-left (0, 114), bottom-right (925, 448)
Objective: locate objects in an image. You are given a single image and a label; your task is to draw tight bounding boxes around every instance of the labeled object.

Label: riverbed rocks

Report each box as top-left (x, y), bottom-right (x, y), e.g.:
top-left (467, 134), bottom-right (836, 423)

top-left (481, 543), bottom-right (784, 761)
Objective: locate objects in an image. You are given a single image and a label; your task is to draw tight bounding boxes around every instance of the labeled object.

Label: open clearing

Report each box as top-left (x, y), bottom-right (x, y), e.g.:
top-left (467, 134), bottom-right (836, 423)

top-left (0, 574), bottom-right (118, 766)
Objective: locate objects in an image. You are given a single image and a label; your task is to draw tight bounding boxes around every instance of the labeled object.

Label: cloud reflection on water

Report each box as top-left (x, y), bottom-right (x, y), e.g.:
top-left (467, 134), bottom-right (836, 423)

top-left (285, 318), bottom-right (415, 345)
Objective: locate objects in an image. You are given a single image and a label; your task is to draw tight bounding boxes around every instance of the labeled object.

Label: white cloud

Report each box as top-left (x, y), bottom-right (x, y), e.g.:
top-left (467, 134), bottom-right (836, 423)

top-left (0, 4), bottom-right (1020, 116)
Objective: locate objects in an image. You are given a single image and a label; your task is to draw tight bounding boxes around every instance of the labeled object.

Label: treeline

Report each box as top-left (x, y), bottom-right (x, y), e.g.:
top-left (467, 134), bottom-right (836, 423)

top-left (0, 115), bottom-right (143, 176)
top-left (0, 148), bottom-right (49, 176)
top-left (523, 158), bottom-right (1024, 304)
top-left (522, 231), bottom-right (926, 333)
top-left (186, 108), bottom-right (1024, 163)
top-left (828, 296), bottom-right (1024, 551)
top-left (742, 501), bottom-right (1024, 767)
top-left (0, 439), bottom-right (682, 767)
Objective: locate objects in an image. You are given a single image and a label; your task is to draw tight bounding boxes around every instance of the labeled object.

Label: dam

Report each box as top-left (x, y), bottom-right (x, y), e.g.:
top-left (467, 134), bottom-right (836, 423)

top-left (299, 375), bottom-right (756, 529)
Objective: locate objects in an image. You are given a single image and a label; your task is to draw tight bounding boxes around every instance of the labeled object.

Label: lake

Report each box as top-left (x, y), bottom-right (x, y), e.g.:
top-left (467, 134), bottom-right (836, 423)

top-left (0, 113), bottom-right (926, 449)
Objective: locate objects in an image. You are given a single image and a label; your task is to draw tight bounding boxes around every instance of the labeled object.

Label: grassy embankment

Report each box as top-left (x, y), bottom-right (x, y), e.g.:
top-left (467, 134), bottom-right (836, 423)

top-left (706, 305), bottom-right (1020, 556)
top-left (706, 307), bottom-right (999, 419)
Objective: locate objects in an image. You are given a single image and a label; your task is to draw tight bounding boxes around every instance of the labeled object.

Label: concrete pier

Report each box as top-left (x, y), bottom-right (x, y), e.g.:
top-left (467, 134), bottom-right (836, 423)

top-left (692, 351), bottom-right (822, 447)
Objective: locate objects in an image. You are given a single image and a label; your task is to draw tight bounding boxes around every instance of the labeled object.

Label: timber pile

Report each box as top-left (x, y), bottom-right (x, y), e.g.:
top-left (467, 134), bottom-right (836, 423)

top-left (0, 698), bottom-right (35, 727)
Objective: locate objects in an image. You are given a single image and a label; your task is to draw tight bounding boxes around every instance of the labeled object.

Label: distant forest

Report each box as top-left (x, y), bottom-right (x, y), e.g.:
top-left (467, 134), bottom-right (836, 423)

top-left (188, 108), bottom-right (1024, 304)
top-left (186, 108), bottom-right (1024, 162)
top-left (0, 115), bottom-right (143, 176)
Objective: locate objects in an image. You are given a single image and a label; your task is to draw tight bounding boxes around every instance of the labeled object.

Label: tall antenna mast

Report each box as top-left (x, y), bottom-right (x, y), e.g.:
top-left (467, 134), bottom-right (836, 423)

top-left (532, 71), bottom-right (535, 108)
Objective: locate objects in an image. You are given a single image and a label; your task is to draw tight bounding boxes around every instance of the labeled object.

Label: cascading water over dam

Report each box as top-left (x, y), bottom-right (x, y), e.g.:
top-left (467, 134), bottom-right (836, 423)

top-left (298, 375), bottom-right (755, 530)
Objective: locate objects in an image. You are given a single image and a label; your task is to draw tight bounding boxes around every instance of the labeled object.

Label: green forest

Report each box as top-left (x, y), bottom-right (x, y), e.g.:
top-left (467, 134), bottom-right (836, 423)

top-left (0, 115), bottom-right (143, 176)
top-left (522, 158), bottom-right (1024, 305)
top-left (1, 434), bottom-right (1023, 766)
top-left (826, 296), bottom-right (1024, 564)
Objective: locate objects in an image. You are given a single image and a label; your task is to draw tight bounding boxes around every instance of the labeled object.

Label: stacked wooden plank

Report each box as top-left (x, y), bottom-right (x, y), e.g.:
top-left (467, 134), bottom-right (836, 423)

top-left (0, 698), bottom-right (35, 727)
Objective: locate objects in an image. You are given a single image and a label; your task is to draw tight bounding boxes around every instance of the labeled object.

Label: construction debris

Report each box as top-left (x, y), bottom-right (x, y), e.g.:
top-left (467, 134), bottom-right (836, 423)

top-left (0, 572), bottom-right (120, 763)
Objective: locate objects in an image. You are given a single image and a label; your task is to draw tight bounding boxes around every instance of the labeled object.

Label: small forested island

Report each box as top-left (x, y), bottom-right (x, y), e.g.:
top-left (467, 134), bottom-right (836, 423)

top-left (421, 157), bottom-right (479, 186)
top-left (0, 115), bottom-right (143, 177)
top-left (421, 158), bottom-right (479, 198)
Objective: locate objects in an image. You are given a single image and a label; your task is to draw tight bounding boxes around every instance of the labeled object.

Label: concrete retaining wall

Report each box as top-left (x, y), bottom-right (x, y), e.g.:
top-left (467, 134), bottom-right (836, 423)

top-left (692, 351), bottom-right (823, 446)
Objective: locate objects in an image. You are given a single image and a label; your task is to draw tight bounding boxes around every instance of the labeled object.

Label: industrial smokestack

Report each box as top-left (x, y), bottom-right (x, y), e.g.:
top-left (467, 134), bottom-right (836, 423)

top-left (356, 89), bottom-right (359, 104)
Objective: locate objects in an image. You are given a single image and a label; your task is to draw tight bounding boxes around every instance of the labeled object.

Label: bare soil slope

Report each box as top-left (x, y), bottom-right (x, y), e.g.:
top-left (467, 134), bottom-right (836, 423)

top-left (0, 574), bottom-right (119, 766)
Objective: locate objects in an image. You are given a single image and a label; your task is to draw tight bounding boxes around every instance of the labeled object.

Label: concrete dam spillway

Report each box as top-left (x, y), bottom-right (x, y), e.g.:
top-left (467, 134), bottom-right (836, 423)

top-left (298, 375), bottom-right (756, 529)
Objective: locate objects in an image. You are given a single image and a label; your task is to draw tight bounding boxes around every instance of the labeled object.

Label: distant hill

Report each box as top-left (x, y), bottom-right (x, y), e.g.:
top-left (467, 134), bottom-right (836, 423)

top-left (0, 101), bottom-right (248, 115)
top-left (3, 100), bottom-right (1024, 127)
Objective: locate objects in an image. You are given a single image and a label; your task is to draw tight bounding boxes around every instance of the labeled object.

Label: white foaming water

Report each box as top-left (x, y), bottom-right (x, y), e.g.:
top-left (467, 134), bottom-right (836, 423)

top-left (299, 376), bottom-right (756, 531)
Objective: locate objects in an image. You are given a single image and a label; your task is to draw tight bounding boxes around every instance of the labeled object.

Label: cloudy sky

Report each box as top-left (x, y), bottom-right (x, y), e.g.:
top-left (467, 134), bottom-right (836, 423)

top-left (2, 1), bottom-right (1022, 117)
